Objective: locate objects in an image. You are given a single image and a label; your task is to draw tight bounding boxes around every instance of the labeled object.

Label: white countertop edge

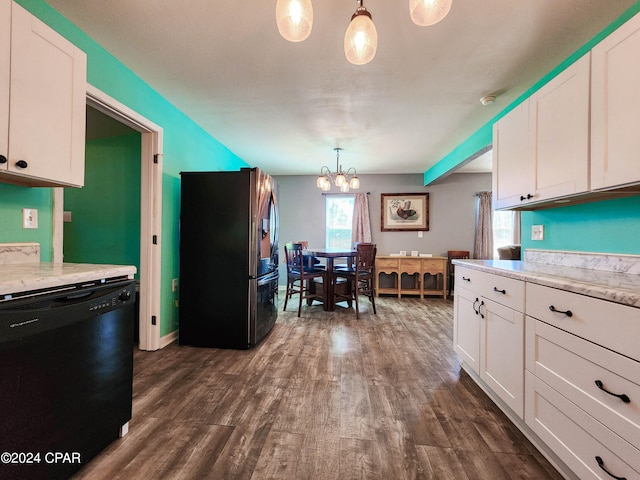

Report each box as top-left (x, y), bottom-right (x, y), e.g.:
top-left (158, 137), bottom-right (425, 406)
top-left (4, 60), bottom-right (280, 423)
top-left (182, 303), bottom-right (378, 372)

top-left (0, 263), bottom-right (137, 296)
top-left (453, 259), bottom-right (640, 309)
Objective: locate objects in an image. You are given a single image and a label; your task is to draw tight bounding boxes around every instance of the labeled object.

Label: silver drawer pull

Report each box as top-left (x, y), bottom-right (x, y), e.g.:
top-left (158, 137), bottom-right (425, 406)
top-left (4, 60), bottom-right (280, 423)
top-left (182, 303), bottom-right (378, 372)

top-left (549, 305), bottom-right (573, 317)
top-left (595, 380), bottom-right (631, 403)
top-left (596, 456), bottom-right (627, 480)
top-left (493, 287), bottom-right (506, 294)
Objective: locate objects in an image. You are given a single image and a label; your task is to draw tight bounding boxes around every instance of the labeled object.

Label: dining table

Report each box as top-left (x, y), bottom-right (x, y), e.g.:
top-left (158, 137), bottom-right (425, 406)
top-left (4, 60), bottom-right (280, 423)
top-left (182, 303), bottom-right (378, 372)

top-left (305, 248), bottom-right (356, 311)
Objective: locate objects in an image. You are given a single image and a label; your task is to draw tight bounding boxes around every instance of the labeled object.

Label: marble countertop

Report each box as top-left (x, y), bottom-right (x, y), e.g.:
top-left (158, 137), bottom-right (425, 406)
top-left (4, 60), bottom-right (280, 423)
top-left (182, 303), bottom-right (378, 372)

top-left (453, 258), bottom-right (640, 308)
top-left (0, 263), bottom-right (137, 297)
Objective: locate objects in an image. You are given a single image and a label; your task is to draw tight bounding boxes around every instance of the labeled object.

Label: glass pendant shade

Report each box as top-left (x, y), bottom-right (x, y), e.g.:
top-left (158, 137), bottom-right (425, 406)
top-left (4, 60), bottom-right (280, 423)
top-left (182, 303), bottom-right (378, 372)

top-left (335, 173), bottom-right (346, 187)
top-left (340, 182), bottom-right (350, 193)
top-left (276, 0), bottom-right (313, 42)
top-left (349, 176), bottom-right (360, 189)
top-left (344, 12), bottom-right (378, 65)
top-left (410, 0), bottom-right (452, 26)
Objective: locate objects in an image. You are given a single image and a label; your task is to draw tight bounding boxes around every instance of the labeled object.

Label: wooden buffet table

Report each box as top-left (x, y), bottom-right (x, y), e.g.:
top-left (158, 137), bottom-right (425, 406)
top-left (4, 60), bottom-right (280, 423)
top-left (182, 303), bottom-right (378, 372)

top-left (375, 255), bottom-right (447, 299)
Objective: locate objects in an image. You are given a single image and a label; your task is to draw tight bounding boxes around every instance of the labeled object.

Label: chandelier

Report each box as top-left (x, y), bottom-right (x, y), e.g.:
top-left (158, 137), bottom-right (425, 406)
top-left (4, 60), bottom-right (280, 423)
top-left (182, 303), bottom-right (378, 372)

top-left (276, 0), bottom-right (453, 65)
top-left (316, 148), bottom-right (360, 192)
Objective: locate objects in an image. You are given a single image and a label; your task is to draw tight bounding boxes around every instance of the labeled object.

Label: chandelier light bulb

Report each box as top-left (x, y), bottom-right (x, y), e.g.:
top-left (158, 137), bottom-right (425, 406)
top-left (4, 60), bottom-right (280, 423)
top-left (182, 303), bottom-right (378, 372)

top-left (276, 0), bottom-right (313, 42)
top-left (409, 0), bottom-right (452, 27)
top-left (344, 1), bottom-right (378, 65)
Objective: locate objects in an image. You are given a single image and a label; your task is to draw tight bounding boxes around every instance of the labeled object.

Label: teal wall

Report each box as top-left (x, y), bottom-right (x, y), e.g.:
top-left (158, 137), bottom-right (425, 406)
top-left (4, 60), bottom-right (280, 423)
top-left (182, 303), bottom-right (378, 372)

top-left (3, 0), bottom-right (249, 337)
top-left (521, 196), bottom-right (640, 255)
top-left (63, 133), bottom-right (142, 273)
top-left (424, 1), bottom-right (640, 257)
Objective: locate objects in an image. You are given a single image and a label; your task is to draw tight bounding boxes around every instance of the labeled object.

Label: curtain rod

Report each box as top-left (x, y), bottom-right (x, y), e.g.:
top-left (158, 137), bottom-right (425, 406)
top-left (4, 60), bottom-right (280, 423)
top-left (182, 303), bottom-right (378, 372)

top-left (321, 192), bottom-right (370, 196)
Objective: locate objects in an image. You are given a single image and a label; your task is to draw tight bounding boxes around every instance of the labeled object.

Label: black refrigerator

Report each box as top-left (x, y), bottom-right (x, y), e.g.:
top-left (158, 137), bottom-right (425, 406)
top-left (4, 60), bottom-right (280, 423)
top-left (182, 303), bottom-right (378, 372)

top-left (179, 168), bottom-right (279, 349)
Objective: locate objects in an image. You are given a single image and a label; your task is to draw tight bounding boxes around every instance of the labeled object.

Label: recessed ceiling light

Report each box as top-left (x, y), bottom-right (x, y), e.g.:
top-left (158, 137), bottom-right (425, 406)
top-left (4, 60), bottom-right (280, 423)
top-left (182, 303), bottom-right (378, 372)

top-left (480, 94), bottom-right (497, 106)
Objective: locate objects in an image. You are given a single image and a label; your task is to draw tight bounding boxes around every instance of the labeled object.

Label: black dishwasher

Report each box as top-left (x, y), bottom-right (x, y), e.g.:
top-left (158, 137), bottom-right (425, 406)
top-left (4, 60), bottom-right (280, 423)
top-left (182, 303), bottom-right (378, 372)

top-left (0, 278), bottom-right (136, 480)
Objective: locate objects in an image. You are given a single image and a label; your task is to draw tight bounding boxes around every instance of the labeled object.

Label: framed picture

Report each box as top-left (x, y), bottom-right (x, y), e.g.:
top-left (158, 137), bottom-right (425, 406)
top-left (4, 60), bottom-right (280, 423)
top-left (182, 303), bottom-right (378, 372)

top-left (381, 193), bottom-right (429, 232)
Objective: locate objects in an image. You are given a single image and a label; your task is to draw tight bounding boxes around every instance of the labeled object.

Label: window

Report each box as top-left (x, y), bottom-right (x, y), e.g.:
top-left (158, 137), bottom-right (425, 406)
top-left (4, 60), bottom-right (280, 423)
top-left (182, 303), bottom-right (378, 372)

top-left (325, 195), bottom-right (354, 249)
top-left (493, 210), bottom-right (520, 258)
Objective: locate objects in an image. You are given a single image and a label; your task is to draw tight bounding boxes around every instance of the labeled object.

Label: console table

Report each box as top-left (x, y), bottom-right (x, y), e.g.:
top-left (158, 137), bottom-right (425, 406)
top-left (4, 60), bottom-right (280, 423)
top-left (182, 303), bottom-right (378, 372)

top-left (375, 256), bottom-right (447, 299)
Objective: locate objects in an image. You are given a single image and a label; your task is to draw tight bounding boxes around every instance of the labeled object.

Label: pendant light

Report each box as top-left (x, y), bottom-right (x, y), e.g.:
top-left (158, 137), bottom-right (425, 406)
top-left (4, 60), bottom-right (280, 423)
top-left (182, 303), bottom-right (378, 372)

top-left (409, 0), bottom-right (452, 27)
top-left (276, 0), bottom-right (313, 42)
top-left (344, 0), bottom-right (378, 66)
top-left (316, 148), bottom-right (360, 192)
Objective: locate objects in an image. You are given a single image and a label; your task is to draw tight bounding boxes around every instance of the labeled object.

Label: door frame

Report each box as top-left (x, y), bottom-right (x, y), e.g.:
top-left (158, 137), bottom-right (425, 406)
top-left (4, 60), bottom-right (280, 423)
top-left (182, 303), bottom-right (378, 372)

top-left (52, 83), bottom-right (164, 351)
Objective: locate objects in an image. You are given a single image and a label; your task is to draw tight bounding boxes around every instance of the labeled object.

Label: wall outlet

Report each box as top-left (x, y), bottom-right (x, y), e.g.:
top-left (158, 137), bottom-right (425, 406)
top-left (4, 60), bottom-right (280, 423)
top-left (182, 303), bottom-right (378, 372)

top-left (172, 278), bottom-right (179, 292)
top-left (531, 224), bottom-right (544, 241)
top-left (22, 208), bottom-right (38, 229)
top-left (418, 231), bottom-right (423, 238)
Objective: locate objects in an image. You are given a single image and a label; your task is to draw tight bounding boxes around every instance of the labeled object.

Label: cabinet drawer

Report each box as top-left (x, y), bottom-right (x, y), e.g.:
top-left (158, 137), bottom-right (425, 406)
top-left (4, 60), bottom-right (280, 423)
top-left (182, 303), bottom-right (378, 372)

top-left (376, 258), bottom-right (398, 271)
top-left (526, 372), bottom-right (640, 480)
top-left (455, 266), bottom-right (476, 288)
top-left (421, 259), bottom-right (445, 274)
top-left (526, 283), bottom-right (640, 361)
top-left (400, 259), bottom-right (422, 274)
top-left (527, 318), bottom-right (640, 450)
top-left (455, 267), bottom-right (524, 311)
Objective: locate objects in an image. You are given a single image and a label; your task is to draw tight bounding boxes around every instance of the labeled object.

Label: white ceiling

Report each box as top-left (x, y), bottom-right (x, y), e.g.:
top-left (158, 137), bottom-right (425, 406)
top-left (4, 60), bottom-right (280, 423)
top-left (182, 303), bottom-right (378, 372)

top-left (47, 0), bottom-right (635, 176)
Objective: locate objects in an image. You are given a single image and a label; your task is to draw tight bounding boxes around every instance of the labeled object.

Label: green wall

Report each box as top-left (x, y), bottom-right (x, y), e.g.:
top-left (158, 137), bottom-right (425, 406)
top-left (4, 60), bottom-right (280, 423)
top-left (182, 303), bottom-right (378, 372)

top-left (3, 0), bottom-right (249, 337)
top-left (424, 1), bottom-right (640, 257)
top-left (0, 184), bottom-right (53, 260)
top-left (63, 133), bottom-right (142, 273)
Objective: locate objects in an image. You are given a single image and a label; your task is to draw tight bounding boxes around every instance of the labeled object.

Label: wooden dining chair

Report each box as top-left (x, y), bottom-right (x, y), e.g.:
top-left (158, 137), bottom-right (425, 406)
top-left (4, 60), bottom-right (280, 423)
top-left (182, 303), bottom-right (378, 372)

top-left (447, 250), bottom-right (470, 297)
top-left (283, 242), bottom-right (326, 316)
top-left (333, 243), bottom-right (377, 319)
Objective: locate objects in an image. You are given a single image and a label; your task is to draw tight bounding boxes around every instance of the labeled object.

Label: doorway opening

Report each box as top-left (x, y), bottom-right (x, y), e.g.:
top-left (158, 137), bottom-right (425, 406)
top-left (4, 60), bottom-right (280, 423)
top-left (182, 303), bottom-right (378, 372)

top-left (52, 85), bottom-right (163, 351)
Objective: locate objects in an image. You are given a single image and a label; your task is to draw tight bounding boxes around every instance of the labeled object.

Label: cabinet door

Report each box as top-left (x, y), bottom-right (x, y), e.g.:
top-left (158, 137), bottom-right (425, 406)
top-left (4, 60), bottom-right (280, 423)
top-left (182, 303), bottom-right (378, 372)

top-left (492, 101), bottom-right (534, 209)
top-left (531, 54), bottom-right (590, 201)
top-left (0, 0), bottom-right (9, 167)
top-left (453, 286), bottom-right (481, 375)
top-left (592, 11), bottom-right (640, 190)
top-left (481, 298), bottom-right (524, 418)
top-left (7, 3), bottom-right (86, 187)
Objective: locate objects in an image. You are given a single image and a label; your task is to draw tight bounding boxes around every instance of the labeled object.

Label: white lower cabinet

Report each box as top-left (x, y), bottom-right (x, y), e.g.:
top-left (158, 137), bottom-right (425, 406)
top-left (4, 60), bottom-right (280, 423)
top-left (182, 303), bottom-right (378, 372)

top-left (481, 298), bottom-right (524, 418)
top-left (525, 283), bottom-right (640, 480)
top-left (454, 267), bottom-right (640, 480)
top-left (453, 267), bottom-right (525, 418)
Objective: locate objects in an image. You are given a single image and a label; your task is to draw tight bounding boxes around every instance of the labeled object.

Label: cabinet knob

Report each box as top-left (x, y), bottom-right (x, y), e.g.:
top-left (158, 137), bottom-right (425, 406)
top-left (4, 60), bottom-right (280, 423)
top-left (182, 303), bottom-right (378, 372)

top-left (15, 160), bottom-right (28, 169)
top-left (0, 155), bottom-right (7, 164)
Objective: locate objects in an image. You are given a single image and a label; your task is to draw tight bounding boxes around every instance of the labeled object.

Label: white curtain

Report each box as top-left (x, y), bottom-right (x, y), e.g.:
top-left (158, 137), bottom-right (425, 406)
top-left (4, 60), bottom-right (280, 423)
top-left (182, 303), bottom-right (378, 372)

top-left (352, 193), bottom-right (372, 245)
top-left (512, 211), bottom-right (522, 244)
top-left (474, 191), bottom-right (493, 259)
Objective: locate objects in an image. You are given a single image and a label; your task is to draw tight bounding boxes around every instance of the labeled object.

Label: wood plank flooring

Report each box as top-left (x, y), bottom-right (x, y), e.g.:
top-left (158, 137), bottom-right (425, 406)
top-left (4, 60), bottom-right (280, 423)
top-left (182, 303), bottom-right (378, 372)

top-left (72, 296), bottom-right (564, 480)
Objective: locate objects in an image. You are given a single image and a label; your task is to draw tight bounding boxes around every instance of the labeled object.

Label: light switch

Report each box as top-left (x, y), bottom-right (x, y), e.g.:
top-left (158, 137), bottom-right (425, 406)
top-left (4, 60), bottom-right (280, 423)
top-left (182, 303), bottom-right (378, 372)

top-left (22, 208), bottom-right (38, 229)
top-left (531, 224), bottom-right (544, 241)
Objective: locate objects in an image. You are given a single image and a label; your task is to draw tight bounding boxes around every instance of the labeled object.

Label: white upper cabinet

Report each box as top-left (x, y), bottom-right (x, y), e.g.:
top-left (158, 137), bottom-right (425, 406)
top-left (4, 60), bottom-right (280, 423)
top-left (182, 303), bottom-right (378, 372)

top-left (492, 101), bottom-right (533, 210)
top-left (591, 11), bottom-right (640, 191)
top-left (530, 54), bottom-right (590, 202)
top-left (493, 54), bottom-right (590, 210)
top-left (0, 0), bottom-right (10, 165)
top-left (0, 1), bottom-right (86, 187)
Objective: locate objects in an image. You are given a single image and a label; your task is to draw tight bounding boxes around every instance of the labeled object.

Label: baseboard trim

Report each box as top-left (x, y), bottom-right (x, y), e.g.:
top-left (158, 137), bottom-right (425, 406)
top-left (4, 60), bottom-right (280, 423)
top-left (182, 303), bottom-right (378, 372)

top-left (160, 330), bottom-right (178, 349)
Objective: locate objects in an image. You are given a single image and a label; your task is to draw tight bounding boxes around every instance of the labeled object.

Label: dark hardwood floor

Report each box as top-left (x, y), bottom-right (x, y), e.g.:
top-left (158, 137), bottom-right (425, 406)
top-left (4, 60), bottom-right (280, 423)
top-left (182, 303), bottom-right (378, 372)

top-left (72, 296), bottom-right (564, 480)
